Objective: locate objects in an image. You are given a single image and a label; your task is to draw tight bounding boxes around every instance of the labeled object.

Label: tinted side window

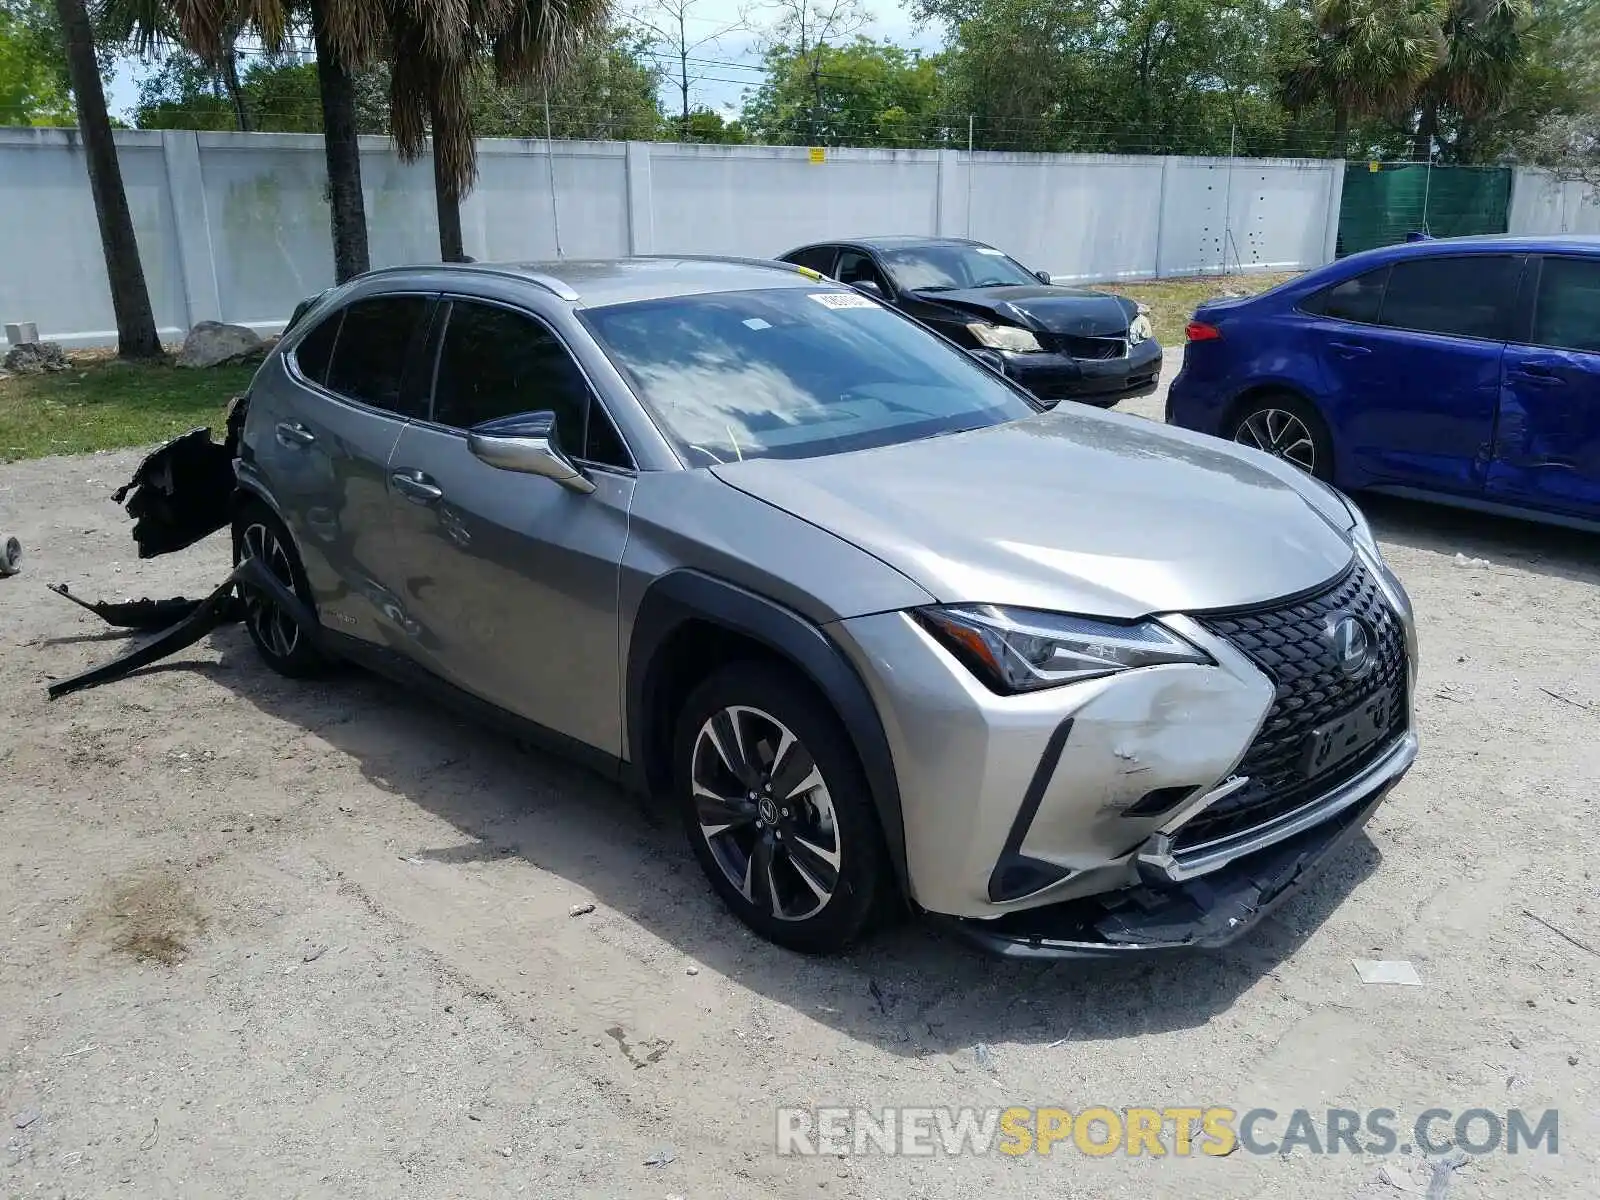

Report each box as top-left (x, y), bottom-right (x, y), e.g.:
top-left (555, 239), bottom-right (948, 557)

top-left (835, 250), bottom-right (890, 291)
top-left (1531, 257), bottom-right (1600, 353)
top-left (325, 296), bottom-right (430, 414)
top-left (293, 310), bottom-right (342, 385)
top-left (583, 405), bottom-right (631, 468)
top-left (787, 246), bottom-right (837, 276)
top-left (1378, 256), bottom-right (1518, 341)
top-left (1310, 268), bottom-right (1388, 324)
top-left (432, 301), bottom-right (590, 454)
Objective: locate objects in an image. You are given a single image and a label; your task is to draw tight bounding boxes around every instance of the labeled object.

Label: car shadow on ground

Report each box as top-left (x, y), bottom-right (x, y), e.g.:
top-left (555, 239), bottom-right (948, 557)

top-left (1362, 493), bottom-right (1600, 586)
top-left (147, 627), bottom-right (1386, 1059)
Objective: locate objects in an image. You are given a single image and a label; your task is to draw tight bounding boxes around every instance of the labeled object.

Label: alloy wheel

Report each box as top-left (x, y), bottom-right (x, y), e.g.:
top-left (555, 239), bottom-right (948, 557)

top-left (690, 704), bottom-right (842, 922)
top-left (238, 521), bottom-right (301, 660)
top-left (1234, 408), bottom-right (1317, 474)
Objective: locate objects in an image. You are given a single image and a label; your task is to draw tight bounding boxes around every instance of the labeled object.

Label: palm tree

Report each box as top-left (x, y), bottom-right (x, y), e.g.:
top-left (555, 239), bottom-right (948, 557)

top-left (1282, 0), bottom-right (1448, 156)
top-left (1412, 0), bottom-right (1532, 161)
top-left (386, 0), bottom-right (611, 262)
top-left (53, 0), bottom-right (163, 358)
top-left (152, 1), bottom-right (370, 281)
top-left (162, 1), bottom-right (609, 275)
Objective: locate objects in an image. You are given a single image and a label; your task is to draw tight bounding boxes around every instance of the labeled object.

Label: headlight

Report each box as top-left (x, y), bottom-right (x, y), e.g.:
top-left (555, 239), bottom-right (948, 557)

top-left (967, 323), bottom-right (1042, 353)
top-left (916, 604), bottom-right (1211, 694)
top-left (1128, 306), bottom-right (1154, 345)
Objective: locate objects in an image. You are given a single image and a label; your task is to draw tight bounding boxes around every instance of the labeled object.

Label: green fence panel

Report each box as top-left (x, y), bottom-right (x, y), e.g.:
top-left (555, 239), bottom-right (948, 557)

top-left (1337, 163), bottom-right (1512, 257)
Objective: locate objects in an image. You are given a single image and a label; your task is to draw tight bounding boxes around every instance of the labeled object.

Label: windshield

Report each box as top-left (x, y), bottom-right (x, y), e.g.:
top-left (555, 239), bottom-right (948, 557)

top-left (582, 287), bottom-right (1038, 465)
top-left (880, 243), bottom-right (1040, 292)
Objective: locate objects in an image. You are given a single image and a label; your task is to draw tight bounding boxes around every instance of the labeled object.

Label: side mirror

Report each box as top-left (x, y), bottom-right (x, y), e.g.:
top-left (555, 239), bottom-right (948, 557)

top-left (967, 347), bottom-right (1007, 375)
top-left (467, 411), bottom-right (595, 494)
top-left (849, 279), bottom-right (885, 299)
top-left (1035, 269), bottom-right (1053, 285)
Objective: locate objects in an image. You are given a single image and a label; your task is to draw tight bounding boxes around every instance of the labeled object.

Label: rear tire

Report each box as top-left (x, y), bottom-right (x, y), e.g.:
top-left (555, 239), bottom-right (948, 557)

top-left (1228, 392), bottom-right (1334, 482)
top-left (673, 662), bottom-right (884, 955)
top-left (231, 500), bottom-right (328, 678)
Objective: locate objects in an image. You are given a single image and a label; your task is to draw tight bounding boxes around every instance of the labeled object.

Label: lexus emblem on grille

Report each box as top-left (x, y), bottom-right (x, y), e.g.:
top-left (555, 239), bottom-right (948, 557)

top-left (1332, 615), bottom-right (1373, 678)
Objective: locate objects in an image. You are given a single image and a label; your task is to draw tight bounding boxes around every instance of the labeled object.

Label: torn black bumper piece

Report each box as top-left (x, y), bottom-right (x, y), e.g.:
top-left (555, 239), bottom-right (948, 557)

top-left (48, 582), bottom-right (236, 630)
top-left (114, 416), bottom-right (241, 559)
top-left (930, 786), bottom-right (1389, 959)
top-left (46, 558), bottom-right (317, 700)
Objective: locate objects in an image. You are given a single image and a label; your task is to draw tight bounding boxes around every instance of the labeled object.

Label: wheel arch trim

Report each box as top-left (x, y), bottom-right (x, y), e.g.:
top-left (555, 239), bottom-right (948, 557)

top-left (626, 569), bottom-right (909, 894)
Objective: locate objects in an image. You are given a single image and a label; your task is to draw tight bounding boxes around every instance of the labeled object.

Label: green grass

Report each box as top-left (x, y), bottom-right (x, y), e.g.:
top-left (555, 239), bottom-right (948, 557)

top-left (1100, 271), bottom-right (1301, 347)
top-left (0, 356), bottom-right (256, 463)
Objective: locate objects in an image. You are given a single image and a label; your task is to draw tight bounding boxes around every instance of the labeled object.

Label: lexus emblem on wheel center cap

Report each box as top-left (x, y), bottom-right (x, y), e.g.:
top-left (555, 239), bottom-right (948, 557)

top-left (758, 795), bottom-right (779, 826)
top-left (1332, 614), bottom-right (1372, 678)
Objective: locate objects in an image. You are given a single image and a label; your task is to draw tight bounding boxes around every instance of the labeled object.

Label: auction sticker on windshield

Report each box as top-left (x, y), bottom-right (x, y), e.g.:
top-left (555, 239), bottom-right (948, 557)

top-left (808, 292), bottom-right (879, 309)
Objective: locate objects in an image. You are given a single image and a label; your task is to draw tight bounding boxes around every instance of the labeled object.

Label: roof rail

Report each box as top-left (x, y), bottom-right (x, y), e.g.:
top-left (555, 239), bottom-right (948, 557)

top-left (347, 261), bottom-right (581, 302)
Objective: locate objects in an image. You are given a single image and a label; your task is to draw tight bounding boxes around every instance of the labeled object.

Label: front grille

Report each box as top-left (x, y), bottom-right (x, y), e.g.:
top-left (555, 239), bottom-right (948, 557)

top-left (1048, 333), bottom-right (1127, 360)
top-left (1175, 561), bottom-right (1408, 850)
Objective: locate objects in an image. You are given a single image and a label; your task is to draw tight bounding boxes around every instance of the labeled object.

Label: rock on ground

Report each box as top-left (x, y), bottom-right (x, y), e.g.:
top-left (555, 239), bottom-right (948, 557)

top-left (176, 321), bottom-right (265, 369)
top-left (3, 341), bottom-right (69, 374)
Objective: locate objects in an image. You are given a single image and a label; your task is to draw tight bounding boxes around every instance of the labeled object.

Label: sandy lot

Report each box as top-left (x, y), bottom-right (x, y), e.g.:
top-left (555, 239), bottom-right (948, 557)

top-left (2, 377), bottom-right (1597, 1199)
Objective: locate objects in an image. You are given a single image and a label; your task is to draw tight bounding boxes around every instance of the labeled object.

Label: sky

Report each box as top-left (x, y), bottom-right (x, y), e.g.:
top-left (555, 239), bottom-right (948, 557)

top-left (103, 0), bottom-right (941, 124)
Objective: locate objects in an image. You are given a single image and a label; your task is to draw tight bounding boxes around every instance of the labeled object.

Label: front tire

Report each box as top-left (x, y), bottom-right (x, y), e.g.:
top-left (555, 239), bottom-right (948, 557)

top-left (231, 500), bottom-right (327, 678)
top-left (1228, 392), bottom-right (1334, 482)
top-left (674, 663), bottom-right (884, 954)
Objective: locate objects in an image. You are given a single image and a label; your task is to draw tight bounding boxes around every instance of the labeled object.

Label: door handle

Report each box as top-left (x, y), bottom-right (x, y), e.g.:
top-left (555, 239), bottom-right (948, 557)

top-left (275, 421), bottom-right (316, 448)
top-left (390, 469), bottom-right (444, 504)
top-left (1328, 341), bottom-right (1371, 358)
top-left (1512, 362), bottom-right (1563, 385)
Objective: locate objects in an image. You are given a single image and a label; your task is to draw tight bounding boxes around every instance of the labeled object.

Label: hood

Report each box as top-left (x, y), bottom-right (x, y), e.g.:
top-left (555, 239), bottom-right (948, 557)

top-left (710, 408), bottom-right (1355, 619)
top-left (912, 285), bottom-right (1134, 337)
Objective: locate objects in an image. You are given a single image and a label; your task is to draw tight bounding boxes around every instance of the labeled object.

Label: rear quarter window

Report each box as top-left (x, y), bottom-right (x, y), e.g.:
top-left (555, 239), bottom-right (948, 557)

top-left (292, 311), bottom-right (342, 386)
top-left (1305, 267), bottom-right (1388, 325)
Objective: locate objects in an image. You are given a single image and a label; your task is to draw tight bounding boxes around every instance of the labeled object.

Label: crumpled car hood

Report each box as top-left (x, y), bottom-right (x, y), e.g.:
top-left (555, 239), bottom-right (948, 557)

top-left (912, 285), bottom-right (1133, 337)
top-left (711, 407), bottom-right (1355, 619)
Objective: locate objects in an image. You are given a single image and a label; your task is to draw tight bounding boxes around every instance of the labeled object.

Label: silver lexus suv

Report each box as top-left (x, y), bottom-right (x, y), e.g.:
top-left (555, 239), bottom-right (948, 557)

top-left (232, 256), bottom-right (1418, 957)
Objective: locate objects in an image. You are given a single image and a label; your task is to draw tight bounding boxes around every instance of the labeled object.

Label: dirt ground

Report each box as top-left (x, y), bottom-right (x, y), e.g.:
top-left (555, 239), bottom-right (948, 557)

top-left (2, 375), bottom-right (1597, 1199)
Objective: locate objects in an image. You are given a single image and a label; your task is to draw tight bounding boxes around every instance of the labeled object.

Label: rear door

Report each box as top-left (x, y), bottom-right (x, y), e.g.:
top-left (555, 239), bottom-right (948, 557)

top-left (1307, 254), bottom-right (1520, 494)
top-left (384, 295), bottom-right (637, 755)
top-left (1487, 254), bottom-right (1600, 519)
top-left (262, 293), bottom-right (434, 646)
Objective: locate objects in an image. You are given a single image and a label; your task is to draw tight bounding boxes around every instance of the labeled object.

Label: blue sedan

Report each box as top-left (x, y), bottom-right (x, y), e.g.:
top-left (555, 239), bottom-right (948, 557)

top-left (1167, 235), bottom-right (1600, 530)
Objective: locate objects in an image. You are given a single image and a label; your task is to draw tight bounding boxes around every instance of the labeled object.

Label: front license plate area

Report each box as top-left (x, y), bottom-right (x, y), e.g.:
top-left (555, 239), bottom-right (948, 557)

top-left (1302, 687), bottom-right (1396, 780)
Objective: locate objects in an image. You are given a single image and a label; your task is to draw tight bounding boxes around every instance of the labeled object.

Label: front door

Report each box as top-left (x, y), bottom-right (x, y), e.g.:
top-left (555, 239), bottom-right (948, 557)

top-left (385, 296), bottom-right (637, 755)
top-left (1310, 254), bottom-right (1520, 495)
top-left (1487, 254), bottom-right (1600, 520)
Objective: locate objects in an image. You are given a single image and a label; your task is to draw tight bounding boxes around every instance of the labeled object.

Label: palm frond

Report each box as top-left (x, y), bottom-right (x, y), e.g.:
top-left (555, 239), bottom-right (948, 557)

top-left (493, 0), bottom-right (615, 83)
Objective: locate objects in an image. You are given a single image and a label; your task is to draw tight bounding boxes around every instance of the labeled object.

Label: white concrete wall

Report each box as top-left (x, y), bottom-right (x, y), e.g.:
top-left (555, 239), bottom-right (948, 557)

top-left (1508, 167), bottom-right (1600, 236)
top-left (0, 127), bottom-right (1343, 347)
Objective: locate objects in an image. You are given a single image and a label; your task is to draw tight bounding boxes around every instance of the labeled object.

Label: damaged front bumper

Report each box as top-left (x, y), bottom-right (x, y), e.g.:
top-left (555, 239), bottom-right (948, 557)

top-left (930, 763), bottom-right (1399, 958)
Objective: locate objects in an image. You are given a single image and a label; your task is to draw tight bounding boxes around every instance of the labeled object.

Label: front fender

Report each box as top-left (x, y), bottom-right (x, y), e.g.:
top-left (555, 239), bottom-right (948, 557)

top-left (626, 569), bottom-right (909, 894)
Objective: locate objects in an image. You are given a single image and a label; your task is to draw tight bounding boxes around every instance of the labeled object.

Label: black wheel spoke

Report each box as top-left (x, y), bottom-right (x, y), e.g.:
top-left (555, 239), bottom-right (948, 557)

top-left (781, 830), bottom-right (839, 899)
top-left (746, 834), bottom-right (777, 914)
top-left (694, 784), bottom-right (756, 838)
top-left (707, 710), bottom-right (758, 787)
top-left (769, 737), bottom-right (819, 802)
